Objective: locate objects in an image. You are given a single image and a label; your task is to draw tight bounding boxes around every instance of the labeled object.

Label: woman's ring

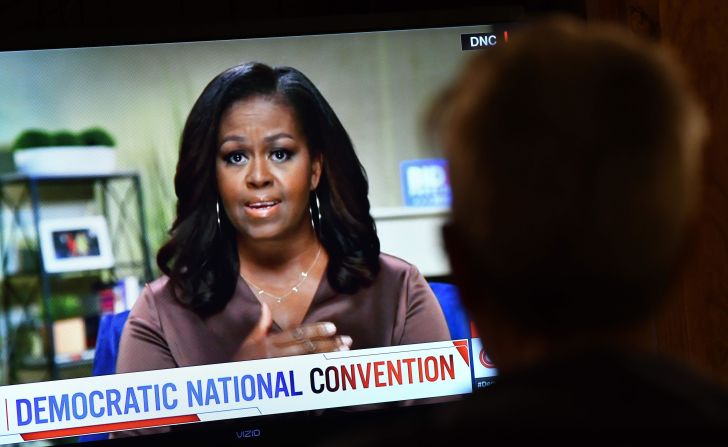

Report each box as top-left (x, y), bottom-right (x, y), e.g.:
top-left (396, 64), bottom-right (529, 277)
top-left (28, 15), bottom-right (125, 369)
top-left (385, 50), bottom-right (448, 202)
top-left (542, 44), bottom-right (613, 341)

top-left (292, 327), bottom-right (305, 340)
top-left (302, 339), bottom-right (317, 353)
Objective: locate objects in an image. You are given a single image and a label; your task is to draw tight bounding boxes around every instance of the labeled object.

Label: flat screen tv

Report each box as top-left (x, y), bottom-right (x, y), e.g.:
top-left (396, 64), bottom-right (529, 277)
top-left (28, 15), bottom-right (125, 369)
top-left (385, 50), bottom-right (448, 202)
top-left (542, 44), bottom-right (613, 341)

top-left (0, 6), bottom-right (520, 445)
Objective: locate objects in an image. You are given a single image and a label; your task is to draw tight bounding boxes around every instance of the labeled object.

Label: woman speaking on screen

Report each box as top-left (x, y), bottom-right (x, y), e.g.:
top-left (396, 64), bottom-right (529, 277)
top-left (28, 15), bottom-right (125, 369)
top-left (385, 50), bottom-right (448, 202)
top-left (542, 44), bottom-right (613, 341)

top-left (116, 62), bottom-right (450, 373)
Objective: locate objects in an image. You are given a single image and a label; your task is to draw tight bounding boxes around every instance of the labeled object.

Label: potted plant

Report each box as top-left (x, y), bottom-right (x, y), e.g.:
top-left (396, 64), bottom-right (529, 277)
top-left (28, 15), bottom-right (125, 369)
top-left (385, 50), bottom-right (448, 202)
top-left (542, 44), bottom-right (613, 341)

top-left (12, 127), bottom-right (117, 176)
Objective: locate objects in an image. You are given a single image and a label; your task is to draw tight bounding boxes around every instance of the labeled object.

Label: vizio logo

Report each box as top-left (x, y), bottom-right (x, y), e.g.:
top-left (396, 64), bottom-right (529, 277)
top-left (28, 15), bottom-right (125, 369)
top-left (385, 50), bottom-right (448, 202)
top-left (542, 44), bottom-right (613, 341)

top-left (236, 428), bottom-right (262, 439)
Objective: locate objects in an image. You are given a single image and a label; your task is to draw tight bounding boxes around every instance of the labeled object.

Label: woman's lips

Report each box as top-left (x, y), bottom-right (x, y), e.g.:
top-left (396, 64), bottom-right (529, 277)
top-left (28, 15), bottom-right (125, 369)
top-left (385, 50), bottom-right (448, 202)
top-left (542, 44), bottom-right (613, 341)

top-left (244, 200), bottom-right (281, 218)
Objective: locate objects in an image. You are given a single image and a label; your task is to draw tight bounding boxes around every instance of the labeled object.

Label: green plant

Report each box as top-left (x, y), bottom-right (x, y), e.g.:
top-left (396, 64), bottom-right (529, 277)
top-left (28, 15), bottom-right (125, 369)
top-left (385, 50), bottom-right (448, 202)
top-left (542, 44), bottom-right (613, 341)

top-left (79, 127), bottom-right (116, 147)
top-left (12, 129), bottom-right (52, 152)
top-left (8, 321), bottom-right (43, 383)
top-left (40, 294), bottom-right (83, 320)
top-left (10, 127), bottom-right (116, 152)
top-left (51, 130), bottom-right (82, 146)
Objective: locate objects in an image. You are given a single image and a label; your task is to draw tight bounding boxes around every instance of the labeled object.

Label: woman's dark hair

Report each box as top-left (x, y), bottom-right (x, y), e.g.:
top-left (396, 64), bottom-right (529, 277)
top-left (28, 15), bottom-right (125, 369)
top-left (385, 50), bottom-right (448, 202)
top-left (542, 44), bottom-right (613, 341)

top-left (157, 62), bottom-right (380, 315)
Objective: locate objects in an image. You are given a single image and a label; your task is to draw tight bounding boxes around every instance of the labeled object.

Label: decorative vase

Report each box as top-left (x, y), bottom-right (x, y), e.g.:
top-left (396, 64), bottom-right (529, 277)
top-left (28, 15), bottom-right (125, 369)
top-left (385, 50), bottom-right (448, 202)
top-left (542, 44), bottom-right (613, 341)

top-left (13, 146), bottom-right (117, 176)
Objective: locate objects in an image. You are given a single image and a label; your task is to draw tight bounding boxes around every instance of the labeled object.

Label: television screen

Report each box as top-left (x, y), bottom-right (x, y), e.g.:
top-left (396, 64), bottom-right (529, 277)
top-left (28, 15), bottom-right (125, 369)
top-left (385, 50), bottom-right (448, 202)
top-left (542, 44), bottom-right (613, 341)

top-left (0, 7), bottom-right (517, 445)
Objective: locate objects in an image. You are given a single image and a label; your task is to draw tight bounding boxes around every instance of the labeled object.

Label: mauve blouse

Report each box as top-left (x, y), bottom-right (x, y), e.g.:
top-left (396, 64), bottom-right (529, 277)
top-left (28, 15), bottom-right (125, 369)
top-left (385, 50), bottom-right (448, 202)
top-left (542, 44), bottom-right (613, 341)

top-left (116, 254), bottom-right (451, 373)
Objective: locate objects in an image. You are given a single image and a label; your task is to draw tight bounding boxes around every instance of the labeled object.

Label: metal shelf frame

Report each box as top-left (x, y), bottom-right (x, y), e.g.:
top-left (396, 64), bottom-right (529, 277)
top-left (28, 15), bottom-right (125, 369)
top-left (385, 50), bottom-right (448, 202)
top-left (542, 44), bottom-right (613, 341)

top-left (0, 171), bottom-right (153, 382)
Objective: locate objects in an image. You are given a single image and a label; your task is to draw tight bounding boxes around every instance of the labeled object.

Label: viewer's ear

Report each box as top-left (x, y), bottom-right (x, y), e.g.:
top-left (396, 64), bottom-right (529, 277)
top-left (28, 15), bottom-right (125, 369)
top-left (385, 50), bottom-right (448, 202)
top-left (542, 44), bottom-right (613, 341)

top-left (310, 154), bottom-right (323, 190)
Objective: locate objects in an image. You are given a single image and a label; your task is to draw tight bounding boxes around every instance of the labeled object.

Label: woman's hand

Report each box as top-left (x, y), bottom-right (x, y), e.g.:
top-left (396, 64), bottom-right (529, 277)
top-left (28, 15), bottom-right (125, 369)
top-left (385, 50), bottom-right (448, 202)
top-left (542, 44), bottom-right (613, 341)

top-left (233, 303), bottom-right (353, 361)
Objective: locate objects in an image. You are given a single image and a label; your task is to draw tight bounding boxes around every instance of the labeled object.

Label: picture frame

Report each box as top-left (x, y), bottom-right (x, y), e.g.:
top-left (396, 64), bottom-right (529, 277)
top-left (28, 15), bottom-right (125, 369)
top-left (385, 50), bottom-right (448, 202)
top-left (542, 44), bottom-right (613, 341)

top-left (38, 216), bottom-right (115, 273)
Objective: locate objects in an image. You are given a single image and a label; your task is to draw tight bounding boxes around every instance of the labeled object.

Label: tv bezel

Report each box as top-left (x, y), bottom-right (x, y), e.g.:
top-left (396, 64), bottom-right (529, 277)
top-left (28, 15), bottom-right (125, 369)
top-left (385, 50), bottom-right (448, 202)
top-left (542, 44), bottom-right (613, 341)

top-left (0, 5), bottom-right (534, 446)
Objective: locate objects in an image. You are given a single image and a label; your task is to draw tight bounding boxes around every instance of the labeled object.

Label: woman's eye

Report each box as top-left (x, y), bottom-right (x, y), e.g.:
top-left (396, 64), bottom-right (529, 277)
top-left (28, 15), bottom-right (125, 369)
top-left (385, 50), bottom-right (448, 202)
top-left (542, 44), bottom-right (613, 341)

top-left (270, 149), bottom-right (292, 162)
top-left (225, 152), bottom-right (247, 165)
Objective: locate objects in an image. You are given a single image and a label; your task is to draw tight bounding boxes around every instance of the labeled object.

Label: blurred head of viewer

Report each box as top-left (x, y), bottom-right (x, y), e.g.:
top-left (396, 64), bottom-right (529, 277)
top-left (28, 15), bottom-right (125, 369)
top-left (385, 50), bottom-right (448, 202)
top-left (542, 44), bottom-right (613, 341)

top-left (432, 17), bottom-right (708, 373)
top-left (157, 62), bottom-right (379, 355)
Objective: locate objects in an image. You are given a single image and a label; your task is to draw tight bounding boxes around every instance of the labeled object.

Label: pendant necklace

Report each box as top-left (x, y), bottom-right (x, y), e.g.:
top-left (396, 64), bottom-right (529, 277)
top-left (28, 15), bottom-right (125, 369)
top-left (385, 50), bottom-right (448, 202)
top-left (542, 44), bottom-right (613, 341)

top-left (241, 246), bottom-right (322, 304)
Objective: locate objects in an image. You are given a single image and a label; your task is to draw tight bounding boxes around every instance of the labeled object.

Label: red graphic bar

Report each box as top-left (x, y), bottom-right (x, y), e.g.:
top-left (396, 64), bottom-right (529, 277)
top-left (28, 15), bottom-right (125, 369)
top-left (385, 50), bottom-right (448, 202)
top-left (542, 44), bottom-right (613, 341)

top-left (5, 399), bottom-right (8, 431)
top-left (453, 340), bottom-right (470, 367)
top-left (20, 414), bottom-right (200, 441)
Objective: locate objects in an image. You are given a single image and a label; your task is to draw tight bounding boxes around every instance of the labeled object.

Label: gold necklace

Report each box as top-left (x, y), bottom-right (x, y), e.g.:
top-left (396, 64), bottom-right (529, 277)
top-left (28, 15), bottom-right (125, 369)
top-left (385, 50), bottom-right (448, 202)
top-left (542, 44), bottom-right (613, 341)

top-left (241, 246), bottom-right (322, 303)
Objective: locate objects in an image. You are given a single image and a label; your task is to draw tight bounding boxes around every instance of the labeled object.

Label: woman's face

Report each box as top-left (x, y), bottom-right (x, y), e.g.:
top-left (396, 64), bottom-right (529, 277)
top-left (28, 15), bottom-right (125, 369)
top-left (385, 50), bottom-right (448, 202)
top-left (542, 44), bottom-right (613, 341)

top-left (216, 96), bottom-right (321, 243)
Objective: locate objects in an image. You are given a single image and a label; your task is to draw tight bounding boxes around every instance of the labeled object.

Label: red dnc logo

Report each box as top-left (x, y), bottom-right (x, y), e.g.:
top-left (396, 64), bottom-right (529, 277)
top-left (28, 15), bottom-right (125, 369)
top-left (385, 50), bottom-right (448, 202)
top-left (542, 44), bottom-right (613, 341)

top-left (479, 349), bottom-right (495, 368)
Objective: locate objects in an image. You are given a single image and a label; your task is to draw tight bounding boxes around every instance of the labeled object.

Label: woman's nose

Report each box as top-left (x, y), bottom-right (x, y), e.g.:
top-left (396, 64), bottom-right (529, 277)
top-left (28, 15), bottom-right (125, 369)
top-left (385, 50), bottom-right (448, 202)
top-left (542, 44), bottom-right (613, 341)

top-left (245, 158), bottom-right (273, 189)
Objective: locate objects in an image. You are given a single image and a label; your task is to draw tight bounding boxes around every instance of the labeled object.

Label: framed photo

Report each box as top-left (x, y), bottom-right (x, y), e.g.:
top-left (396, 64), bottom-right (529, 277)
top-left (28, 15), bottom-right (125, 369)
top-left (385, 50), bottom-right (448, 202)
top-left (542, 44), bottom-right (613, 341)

top-left (39, 216), bottom-right (115, 273)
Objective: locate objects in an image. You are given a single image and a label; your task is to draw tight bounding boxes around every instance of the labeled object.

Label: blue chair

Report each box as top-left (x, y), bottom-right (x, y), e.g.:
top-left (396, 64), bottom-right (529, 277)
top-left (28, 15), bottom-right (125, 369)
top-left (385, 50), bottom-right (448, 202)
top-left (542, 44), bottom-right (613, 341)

top-left (428, 282), bottom-right (471, 340)
top-left (78, 310), bottom-right (130, 442)
top-left (92, 310), bottom-right (131, 376)
top-left (78, 284), bottom-right (467, 441)
top-left (86, 287), bottom-right (468, 373)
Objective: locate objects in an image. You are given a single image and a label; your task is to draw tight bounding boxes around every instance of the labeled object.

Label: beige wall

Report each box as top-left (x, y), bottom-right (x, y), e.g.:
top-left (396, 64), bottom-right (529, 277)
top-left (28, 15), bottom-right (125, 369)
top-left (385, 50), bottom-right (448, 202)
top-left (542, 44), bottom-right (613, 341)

top-left (0, 25), bottom-right (490, 251)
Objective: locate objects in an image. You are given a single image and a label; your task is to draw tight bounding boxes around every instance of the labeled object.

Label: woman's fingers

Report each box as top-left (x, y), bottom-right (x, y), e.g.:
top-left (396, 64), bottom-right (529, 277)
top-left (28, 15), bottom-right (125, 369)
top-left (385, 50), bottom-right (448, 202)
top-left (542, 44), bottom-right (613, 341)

top-left (232, 303), bottom-right (273, 360)
top-left (234, 318), bottom-right (353, 361)
top-left (268, 322), bottom-right (352, 356)
top-left (250, 303), bottom-right (273, 342)
top-left (273, 335), bottom-right (353, 357)
top-left (272, 322), bottom-right (338, 345)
